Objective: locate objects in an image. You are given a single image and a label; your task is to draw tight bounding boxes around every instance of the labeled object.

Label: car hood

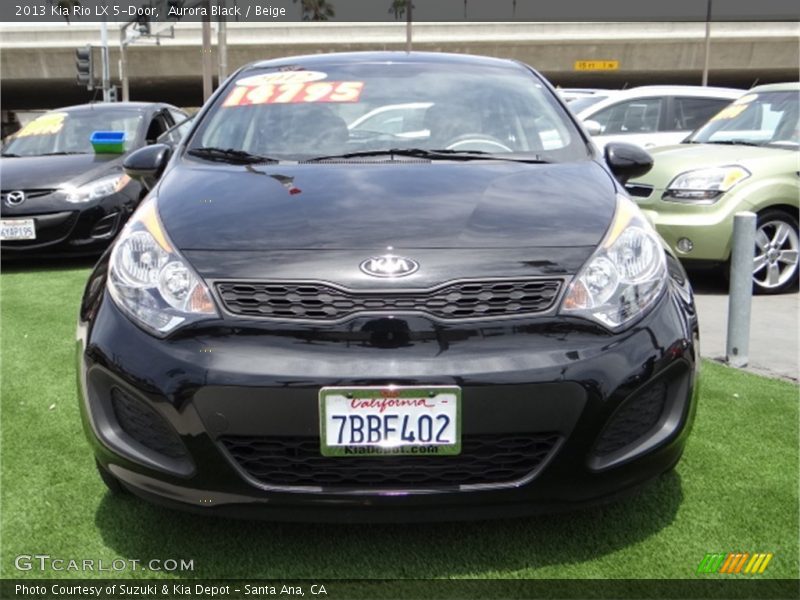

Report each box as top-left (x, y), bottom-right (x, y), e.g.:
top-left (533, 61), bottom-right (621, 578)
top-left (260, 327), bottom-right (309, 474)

top-left (630, 143), bottom-right (796, 189)
top-left (157, 159), bottom-right (617, 252)
top-left (0, 153), bottom-right (123, 190)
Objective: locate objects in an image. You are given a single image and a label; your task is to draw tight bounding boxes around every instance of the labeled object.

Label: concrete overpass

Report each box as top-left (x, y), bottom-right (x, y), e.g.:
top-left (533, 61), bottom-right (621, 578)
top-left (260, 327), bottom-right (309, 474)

top-left (1, 21), bottom-right (798, 109)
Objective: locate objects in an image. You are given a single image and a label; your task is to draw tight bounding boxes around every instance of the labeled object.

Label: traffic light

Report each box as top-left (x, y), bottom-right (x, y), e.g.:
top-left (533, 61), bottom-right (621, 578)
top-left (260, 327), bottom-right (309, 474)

top-left (75, 45), bottom-right (94, 90)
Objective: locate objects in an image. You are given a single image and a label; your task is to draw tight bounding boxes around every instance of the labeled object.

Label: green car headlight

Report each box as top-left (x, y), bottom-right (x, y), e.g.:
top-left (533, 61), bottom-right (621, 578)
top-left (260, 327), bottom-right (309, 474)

top-left (663, 165), bottom-right (750, 203)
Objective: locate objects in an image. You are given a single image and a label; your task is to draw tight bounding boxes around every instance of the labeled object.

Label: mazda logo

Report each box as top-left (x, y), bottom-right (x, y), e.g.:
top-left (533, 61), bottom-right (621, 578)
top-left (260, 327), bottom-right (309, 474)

top-left (5, 190), bottom-right (25, 206)
top-left (360, 254), bottom-right (419, 278)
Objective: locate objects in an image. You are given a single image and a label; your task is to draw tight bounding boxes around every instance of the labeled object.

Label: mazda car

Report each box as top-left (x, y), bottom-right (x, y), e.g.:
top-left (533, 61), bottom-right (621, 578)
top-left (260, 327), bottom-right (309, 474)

top-left (77, 52), bottom-right (699, 521)
top-left (0, 102), bottom-right (187, 257)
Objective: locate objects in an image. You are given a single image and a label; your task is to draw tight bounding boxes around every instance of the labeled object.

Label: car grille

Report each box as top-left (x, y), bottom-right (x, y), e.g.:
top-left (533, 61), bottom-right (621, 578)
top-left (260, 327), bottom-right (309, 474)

top-left (111, 388), bottom-right (187, 460)
top-left (220, 433), bottom-right (560, 489)
top-left (624, 184), bottom-right (654, 199)
top-left (593, 380), bottom-right (668, 456)
top-left (216, 279), bottom-right (563, 321)
top-left (1, 189), bottom-right (56, 206)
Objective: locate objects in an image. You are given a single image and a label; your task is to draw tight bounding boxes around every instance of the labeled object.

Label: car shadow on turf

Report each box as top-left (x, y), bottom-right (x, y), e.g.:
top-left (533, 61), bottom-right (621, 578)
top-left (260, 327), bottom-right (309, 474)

top-left (92, 470), bottom-right (683, 578)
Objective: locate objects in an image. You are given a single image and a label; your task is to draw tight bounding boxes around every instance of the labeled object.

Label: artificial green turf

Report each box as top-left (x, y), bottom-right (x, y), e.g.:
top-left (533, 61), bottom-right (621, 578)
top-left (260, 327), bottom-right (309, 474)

top-left (1, 262), bottom-right (798, 581)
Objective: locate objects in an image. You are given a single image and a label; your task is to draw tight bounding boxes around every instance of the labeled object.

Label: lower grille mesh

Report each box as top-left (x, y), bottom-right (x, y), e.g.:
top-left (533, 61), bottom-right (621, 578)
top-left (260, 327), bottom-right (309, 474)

top-left (594, 381), bottom-right (668, 456)
top-left (216, 279), bottom-right (562, 321)
top-left (111, 388), bottom-right (187, 459)
top-left (221, 433), bottom-right (560, 488)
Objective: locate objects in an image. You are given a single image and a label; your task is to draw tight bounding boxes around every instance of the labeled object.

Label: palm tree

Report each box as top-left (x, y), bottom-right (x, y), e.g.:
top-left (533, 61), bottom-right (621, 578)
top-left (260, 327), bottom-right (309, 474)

top-left (293, 0), bottom-right (335, 21)
top-left (388, 0), bottom-right (412, 20)
top-left (48, 0), bottom-right (81, 23)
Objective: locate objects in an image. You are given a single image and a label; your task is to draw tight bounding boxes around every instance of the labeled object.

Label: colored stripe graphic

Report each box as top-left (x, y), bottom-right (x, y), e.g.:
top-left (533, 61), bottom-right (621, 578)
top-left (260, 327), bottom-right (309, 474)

top-left (697, 554), bottom-right (726, 574)
top-left (699, 552), bottom-right (773, 575)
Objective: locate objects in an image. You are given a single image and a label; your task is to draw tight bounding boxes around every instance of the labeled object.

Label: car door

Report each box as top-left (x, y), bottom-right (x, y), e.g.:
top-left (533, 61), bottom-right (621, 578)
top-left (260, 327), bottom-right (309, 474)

top-left (585, 97), bottom-right (666, 150)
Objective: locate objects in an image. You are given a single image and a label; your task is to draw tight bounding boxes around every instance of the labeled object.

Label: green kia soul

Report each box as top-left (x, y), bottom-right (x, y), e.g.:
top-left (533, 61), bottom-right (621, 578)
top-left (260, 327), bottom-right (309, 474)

top-left (626, 82), bottom-right (799, 294)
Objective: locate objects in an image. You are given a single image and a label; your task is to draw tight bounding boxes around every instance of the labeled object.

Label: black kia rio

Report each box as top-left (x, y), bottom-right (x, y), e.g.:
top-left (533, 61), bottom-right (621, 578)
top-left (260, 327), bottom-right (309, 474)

top-left (77, 52), bottom-right (699, 521)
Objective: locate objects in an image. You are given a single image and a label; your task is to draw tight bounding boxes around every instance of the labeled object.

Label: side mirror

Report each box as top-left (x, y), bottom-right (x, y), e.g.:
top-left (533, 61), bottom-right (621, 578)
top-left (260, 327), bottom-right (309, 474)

top-left (583, 119), bottom-right (603, 136)
top-left (604, 142), bottom-right (653, 184)
top-left (123, 143), bottom-right (171, 190)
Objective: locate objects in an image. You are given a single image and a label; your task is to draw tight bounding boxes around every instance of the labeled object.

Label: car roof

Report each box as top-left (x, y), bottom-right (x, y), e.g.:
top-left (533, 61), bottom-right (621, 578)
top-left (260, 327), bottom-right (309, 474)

top-left (604, 85), bottom-right (741, 98)
top-left (748, 81), bottom-right (800, 93)
top-left (245, 51), bottom-right (529, 73)
top-left (51, 102), bottom-right (176, 114)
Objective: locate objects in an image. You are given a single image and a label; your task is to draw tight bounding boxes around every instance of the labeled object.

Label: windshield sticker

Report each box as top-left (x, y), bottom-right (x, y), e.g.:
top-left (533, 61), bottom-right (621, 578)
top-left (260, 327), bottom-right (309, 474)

top-left (223, 81), bottom-right (364, 107)
top-left (15, 112), bottom-right (67, 137)
top-left (710, 104), bottom-right (748, 121)
top-left (733, 93), bottom-right (758, 105)
top-left (235, 70), bottom-right (328, 87)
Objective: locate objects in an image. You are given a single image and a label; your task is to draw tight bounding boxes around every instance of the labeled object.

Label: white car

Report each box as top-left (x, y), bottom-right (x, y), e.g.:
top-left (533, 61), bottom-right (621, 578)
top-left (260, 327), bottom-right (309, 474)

top-left (575, 85), bottom-right (742, 151)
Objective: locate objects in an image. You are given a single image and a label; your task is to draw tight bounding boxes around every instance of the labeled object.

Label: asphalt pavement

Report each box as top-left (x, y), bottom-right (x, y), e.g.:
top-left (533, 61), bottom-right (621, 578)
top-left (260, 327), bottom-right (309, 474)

top-left (688, 268), bottom-right (799, 382)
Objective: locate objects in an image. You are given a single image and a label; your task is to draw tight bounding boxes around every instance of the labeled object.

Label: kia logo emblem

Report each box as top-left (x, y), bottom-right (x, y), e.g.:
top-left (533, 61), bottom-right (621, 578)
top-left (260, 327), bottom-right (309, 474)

top-left (5, 190), bottom-right (25, 206)
top-left (360, 254), bottom-right (419, 278)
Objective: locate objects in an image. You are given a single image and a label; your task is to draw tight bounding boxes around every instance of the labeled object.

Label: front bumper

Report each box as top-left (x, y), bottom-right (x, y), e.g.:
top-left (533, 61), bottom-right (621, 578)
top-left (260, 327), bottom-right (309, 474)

top-left (77, 271), bottom-right (699, 521)
top-left (1, 190), bottom-right (137, 256)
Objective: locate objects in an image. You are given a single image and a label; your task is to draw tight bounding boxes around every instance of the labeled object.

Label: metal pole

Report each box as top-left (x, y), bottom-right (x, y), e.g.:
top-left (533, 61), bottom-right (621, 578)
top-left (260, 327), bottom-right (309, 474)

top-left (100, 17), bottom-right (111, 101)
top-left (405, 0), bottom-right (412, 52)
top-left (201, 0), bottom-right (214, 101)
top-left (701, 0), bottom-right (712, 86)
top-left (726, 212), bottom-right (756, 367)
top-left (217, 1), bottom-right (228, 82)
top-left (120, 26), bottom-right (130, 101)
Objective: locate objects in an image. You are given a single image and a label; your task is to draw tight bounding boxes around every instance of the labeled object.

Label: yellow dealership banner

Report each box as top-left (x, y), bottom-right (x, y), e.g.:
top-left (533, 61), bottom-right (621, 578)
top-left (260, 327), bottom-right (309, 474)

top-left (574, 60), bottom-right (619, 71)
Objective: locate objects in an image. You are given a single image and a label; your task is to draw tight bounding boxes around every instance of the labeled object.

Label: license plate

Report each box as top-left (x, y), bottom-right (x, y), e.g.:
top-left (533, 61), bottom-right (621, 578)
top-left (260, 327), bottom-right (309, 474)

top-left (0, 219), bottom-right (36, 241)
top-left (319, 386), bottom-right (461, 457)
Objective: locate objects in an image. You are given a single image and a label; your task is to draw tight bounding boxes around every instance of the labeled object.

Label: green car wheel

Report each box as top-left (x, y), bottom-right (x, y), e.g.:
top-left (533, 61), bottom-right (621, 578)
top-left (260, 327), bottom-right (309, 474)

top-left (752, 209), bottom-right (799, 295)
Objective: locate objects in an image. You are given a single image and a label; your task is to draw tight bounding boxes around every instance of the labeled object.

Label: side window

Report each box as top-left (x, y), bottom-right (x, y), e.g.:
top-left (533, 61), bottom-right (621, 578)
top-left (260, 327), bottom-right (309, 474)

top-left (670, 97), bottom-right (732, 131)
top-left (144, 112), bottom-right (171, 144)
top-left (590, 98), bottom-right (663, 135)
top-left (168, 108), bottom-right (188, 126)
top-left (159, 110), bottom-right (194, 145)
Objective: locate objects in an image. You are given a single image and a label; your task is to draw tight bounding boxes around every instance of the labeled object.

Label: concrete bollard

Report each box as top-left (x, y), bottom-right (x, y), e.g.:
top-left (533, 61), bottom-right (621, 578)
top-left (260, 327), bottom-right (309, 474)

top-left (726, 212), bottom-right (756, 368)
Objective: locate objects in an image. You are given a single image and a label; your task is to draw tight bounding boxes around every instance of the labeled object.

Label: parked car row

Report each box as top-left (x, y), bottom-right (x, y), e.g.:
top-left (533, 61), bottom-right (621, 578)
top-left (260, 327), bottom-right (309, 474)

top-left (3, 75), bottom-right (797, 295)
top-left (559, 83), bottom-right (798, 293)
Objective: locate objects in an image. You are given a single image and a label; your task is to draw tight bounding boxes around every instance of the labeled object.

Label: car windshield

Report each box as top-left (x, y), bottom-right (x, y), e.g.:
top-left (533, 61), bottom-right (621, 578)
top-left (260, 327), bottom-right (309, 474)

top-left (188, 62), bottom-right (589, 162)
top-left (2, 108), bottom-right (143, 157)
top-left (687, 90), bottom-right (799, 148)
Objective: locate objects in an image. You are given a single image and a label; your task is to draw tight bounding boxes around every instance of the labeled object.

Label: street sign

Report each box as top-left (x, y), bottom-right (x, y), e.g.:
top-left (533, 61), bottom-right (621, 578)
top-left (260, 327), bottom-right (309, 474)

top-left (574, 60), bottom-right (619, 71)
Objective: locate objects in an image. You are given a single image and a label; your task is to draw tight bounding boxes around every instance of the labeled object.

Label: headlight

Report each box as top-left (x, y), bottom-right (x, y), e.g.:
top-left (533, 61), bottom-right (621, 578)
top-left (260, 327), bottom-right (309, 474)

top-left (560, 194), bottom-right (667, 330)
top-left (663, 165), bottom-right (750, 203)
top-left (107, 198), bottom-right (218, 336)
top-left (62, 174), bottom-right (125, 203)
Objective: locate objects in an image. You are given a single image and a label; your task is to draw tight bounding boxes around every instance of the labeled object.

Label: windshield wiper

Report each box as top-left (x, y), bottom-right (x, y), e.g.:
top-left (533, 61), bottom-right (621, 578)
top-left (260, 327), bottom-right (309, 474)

top-left (38, 151), bottom-right (89, 156)
top-left (0, 152), bottom-right (20, 157)
top-left (304, 148), bottom-right (548, 164)
top-left (187, 147), bottom-right (279, 164)
top-left (700, 140), bottom-right (763, 147)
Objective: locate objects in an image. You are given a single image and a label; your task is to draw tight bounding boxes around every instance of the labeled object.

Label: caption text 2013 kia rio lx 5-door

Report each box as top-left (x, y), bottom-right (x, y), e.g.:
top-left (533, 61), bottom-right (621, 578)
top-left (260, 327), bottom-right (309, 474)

top-left (77, 52), bottom-right (699, 521)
